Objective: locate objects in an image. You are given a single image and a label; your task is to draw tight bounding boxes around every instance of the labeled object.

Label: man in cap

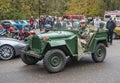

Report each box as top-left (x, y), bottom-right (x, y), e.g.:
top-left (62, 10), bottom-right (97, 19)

top-left (77, 19), bottom-right (90, 61)
top-left (79, 20), bottom-right (90, 44)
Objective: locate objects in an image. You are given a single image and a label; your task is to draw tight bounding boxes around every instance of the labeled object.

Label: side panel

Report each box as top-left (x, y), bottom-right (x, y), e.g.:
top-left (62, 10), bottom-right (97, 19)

top-left (89, 37), bottom-right (107, 53)
top-left (65, 35), bottom-right (77, 56)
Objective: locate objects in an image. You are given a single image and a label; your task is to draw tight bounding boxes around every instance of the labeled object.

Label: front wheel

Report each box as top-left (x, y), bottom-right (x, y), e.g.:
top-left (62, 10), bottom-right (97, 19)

top-left (0, 45), bottom-right (14, 60)
top-left (43, 49), bottom-right (66, 73)
top-left (92, 43), bottom-right (106, 63)
top-left (21, 54), bottom-right (39, 65)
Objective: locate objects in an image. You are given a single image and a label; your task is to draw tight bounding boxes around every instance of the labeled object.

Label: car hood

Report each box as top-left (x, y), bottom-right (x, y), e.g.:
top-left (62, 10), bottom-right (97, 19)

top-left (114, 27), bottom-right (120, 35)
top-left (37, 31), bottom-right (75, 39)
top-left (115, 27), bottom-right (120, 30)
top-left (12, 23), bottom-right (28, 27)
top-left (0, 37), bottom-right (26, 44)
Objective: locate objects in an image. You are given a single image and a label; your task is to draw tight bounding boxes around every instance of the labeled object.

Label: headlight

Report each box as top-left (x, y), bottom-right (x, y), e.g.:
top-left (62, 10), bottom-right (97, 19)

top-left (43, 36), bottom-right (48, 42)
top-left (28, 35), bottom-right (33, 40)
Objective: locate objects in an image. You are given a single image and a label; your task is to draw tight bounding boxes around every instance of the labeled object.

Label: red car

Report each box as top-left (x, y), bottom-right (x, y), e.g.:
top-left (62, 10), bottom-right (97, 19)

top-left (62, 14), bottom-right (85, 20)
top-left (1, 22), bottom-right (15, 32)
top-left (0, 25), bottom-right (4, 29)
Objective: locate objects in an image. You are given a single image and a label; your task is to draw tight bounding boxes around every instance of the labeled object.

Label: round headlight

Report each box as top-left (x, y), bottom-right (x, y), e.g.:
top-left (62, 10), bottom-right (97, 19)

top-left (28, 35), bottom-right (33, 40)
top-left (43, 36), bottom-right (48, 42)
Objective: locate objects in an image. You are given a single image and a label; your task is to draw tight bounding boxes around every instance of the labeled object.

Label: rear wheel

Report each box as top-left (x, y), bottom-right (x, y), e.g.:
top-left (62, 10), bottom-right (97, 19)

top-left (43, 49), bottom-right (66, 73)
top-left (92, 43), bottom-right (106, 63)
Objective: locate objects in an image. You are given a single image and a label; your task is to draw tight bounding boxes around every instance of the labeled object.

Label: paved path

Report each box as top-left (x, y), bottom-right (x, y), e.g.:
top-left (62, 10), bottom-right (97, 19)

top-left (0, 40), bottom-right (120, 83)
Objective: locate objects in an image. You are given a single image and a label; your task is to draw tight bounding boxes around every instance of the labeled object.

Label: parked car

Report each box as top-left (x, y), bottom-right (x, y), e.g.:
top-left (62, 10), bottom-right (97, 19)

top-left (102, 21), bottom-right (120, 39)
top-left (14, 20), bottom-right (28, 30)
top-left (20, 20), bottom-right (29, 25)
top-left (0, 22), bottom-right (15, 37)
top-left (1, 20), bottom-right (28, 30)
top-left (21, 26), bottom-right (108, 73)
top-left (113, 27), bottom-right (120, 39)
top-left (0, 37), bottom-right (27, 60)
top-left (1, 20), bottom-right (16, 26)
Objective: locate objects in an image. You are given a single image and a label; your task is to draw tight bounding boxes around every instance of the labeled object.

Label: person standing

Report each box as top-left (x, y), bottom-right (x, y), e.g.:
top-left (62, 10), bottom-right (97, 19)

top-left (106, 18), bottom-right (116, 45)
top-left (29, 16), bottom-right (34, 30)
top-left (34, 20), bottom-right (38, 30)
top-left (93, 15), bottom-right (101, 28)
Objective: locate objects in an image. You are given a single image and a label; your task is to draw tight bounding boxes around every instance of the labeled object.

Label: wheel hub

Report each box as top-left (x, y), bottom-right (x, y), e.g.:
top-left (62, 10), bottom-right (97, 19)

top-left (97, 49), bottom-right (103, 57)
top-left (50, 55), bottom-right (61, 67)
top-left (0, 46), bottom-right (13, 59)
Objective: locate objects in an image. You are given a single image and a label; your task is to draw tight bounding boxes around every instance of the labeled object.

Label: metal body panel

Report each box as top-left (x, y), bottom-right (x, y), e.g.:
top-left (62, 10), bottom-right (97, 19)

top-left (0, 37), bottom-right (27, 55)
top-left (89, 37), bottom-right (108, 53)
top-left (114, 27), bottom-right (120, 35)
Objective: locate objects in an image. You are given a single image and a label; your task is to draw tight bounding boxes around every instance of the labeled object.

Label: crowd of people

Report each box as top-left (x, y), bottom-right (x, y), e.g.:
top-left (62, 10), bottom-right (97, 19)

top-left (29, 15), bottom-right (55, 31)
top-left (88, 15), bottom-right (116, 45)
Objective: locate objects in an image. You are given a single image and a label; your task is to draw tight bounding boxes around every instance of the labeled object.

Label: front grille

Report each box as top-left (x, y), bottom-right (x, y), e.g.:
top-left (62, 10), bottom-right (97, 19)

top-left (32, 37), bottom-right (41, 49)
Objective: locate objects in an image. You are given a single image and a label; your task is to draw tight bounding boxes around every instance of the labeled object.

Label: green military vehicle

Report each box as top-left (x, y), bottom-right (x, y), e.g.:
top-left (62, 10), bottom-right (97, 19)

top-left (21, 26), bottom-right (108, 73)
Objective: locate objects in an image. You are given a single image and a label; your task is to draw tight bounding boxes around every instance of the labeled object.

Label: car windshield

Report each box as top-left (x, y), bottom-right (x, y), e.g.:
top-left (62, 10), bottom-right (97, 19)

top-left (26, 20), bottom-right (30, 23)
top-left (9, 20), bottom-right (16, 24)
top-left (20, 20), bottom-right (25, 24)
top-left (14, 20), bottom-right (20, 24)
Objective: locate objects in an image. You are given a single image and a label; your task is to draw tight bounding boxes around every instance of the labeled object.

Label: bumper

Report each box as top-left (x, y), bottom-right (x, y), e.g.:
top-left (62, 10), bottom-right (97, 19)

top-left (21, 50), bottom-right (41, 58)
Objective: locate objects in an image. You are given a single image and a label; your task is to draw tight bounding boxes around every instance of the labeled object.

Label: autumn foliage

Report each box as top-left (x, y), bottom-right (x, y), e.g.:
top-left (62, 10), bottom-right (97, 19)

top-left (0, 0), bottom-right (120, 19)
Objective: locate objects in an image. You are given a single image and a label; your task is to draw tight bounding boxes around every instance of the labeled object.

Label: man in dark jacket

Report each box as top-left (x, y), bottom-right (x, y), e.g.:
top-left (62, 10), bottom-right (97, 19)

top-left (106, 18), bottom-right (116, 45)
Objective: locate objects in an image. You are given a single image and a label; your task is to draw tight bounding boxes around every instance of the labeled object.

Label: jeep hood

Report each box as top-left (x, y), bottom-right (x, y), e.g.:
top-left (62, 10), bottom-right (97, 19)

top-left (37, 31), bottom-right (75, 39)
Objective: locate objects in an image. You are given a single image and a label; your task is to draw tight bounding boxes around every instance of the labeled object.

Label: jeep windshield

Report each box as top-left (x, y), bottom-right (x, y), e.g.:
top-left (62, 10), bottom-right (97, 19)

top-left (53, 20), bottom-right (80, 31)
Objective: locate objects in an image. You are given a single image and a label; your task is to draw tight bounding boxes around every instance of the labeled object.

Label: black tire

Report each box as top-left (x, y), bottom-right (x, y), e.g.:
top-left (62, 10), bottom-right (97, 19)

top-left (92, 43), bottom-right (106, 63)
top-left (0, 45), bottom-right (15, 60)
top-left (21, 54), bottom-right (38, 65)
top-left (43, 49), bottom-right (66, 73)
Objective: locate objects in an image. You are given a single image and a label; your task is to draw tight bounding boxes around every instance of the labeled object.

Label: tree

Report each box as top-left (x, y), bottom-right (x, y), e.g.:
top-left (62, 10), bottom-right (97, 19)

top-left (64, 0), bottom-right (106, 17)
top-left (104, 0), bottom-right (120, 10)
top-left (0, 0), bottom-right (120, 20)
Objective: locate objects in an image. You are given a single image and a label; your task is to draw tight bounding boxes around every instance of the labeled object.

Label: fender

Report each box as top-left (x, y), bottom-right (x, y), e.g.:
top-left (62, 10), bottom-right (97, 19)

top-left (90, 37), bottom-right (107, 53)
top-left (46, 35), bottom-right (77, 55)
top-left (40, 40), bottom-right (66, 54)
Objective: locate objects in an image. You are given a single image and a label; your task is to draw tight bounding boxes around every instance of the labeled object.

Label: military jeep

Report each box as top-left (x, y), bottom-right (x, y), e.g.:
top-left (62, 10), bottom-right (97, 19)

top-left (21, 27), bottom-right (108, 73)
